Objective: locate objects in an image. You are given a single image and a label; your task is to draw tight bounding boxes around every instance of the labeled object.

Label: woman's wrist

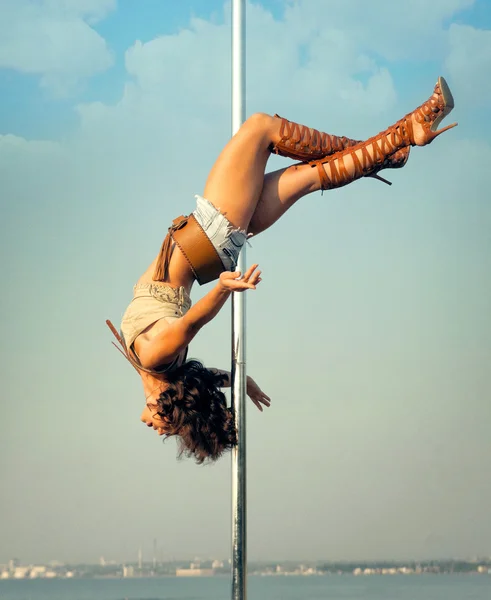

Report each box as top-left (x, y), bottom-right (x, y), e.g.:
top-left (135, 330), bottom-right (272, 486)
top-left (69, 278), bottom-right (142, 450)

top-left (216, 279), bottom-right (232, 295)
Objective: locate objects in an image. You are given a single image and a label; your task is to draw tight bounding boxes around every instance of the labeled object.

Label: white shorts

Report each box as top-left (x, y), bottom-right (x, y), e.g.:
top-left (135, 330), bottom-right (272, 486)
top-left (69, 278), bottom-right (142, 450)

top-left (192, 195), bottom-right (247, 272)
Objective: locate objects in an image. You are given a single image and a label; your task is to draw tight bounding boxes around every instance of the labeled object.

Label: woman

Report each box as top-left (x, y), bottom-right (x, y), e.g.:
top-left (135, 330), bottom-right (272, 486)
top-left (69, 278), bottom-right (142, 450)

top-left (108, 76), bottom-right (457, 464)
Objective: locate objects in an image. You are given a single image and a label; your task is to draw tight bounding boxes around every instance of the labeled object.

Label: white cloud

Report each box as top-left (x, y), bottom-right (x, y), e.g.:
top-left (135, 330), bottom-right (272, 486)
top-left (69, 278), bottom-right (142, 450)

top-left (124, 18), bottom-right (230, 116)
top-left (445, 24), bottom-right (491, 106)
top-left (0, 0), bottom-right (115, 96)
top-left (95, 1), bottom-right (399, 141)
top-left (282, 0), bottom-right (475, 61)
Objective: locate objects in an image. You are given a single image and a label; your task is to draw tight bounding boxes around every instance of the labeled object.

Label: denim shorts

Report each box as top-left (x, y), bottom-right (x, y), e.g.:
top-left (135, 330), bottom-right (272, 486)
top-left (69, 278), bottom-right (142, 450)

top-left (192, 195), bottom-right (247, 272)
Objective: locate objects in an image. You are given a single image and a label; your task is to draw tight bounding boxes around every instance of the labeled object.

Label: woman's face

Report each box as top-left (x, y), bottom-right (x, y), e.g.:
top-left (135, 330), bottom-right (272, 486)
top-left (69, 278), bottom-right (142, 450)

top-left (140, 404), bottom-right (169, 436)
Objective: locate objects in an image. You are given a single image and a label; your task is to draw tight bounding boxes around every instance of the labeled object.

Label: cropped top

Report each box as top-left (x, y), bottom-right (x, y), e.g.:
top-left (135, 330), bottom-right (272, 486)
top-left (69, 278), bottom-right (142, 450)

top-left (119, 282), bottom-right (192, 374)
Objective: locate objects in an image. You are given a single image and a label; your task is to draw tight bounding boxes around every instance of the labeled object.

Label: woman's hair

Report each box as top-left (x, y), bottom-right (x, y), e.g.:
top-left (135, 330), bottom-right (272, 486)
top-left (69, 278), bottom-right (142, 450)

top-left (154, 360), bottom-right (237, 464)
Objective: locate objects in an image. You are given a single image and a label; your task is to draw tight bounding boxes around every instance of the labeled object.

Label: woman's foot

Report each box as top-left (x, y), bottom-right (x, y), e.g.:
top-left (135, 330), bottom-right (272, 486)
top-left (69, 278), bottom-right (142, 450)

top-left (408, 76), bottom-right (457, 146)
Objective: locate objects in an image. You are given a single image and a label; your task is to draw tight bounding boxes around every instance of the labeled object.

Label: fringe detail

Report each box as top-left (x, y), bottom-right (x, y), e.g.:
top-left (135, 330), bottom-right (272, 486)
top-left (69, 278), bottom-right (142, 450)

top-left (152, 216), bottom-right (189, 282)
top-left (153, 232), bottom-right (173, 282)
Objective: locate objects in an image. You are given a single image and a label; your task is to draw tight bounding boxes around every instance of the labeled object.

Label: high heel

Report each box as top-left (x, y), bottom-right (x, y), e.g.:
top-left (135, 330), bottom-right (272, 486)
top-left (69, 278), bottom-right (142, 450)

top-left (309, 76), bottom-right (457, 190)
top-left (371, 174), bottom-right (392, 185)
top-left (368, 146), bottom-right (410, 186)
top-left (408, 76), bottom-right (458, 145)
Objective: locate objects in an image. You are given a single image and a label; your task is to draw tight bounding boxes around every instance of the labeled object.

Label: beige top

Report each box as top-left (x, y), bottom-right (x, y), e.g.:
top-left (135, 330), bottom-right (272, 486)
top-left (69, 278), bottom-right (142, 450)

top-left (120, 282), bottom-right (192, 358)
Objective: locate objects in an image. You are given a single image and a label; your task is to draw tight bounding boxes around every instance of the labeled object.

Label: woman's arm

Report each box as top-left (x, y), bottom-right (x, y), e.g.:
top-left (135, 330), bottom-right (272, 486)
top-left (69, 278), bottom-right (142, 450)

top-left (209, 369), bottom-right (271, 412)
top-left (209, 368), bottom-right (232, 387)
top-left (137, 265), bottom-right (261, 369)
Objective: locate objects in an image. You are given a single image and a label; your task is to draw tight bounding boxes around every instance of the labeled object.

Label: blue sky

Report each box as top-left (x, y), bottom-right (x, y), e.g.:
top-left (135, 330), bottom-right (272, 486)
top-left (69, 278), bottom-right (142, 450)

top-left (2, 0), bottom-right (489, 139)
top-left (1, 0), bottom-right (491, 566)
top-left (0, 0), bottom-right (285, 138)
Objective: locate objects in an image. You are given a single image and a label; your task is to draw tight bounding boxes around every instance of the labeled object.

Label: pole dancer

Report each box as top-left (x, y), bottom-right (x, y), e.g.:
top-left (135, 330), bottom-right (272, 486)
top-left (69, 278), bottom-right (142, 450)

top-left (107, 77), bottom-right (457, 464)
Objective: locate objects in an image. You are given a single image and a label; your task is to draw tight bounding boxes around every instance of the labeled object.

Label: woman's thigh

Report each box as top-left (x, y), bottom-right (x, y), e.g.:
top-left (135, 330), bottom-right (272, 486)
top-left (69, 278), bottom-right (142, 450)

top-left (202, 113), bottom-right (273, 230)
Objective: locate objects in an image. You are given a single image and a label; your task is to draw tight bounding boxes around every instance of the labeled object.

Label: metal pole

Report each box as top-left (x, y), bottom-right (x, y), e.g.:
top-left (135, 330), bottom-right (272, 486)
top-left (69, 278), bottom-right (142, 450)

top-left (231, 1), bottom-right (246, 600)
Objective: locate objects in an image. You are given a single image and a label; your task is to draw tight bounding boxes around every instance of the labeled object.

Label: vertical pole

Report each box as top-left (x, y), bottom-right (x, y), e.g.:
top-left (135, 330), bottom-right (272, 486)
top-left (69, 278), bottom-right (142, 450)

top-left (231, 1), bottom-right (246, 600)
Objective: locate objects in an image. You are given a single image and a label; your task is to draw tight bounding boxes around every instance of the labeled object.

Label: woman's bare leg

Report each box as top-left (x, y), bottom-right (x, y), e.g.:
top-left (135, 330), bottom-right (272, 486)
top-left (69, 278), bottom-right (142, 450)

top-left (204, 77), bottom-right (455, 238)
top-left (248, 164), bottom-right (319, 235)
top-left (202, 112), bottom-right (405, 235)
top-left (203, 116), bottom-right (401, 238)
top-left (202, 113), bottom-right (276, 230)
top-left (202, 111), bottom-right (357, 230)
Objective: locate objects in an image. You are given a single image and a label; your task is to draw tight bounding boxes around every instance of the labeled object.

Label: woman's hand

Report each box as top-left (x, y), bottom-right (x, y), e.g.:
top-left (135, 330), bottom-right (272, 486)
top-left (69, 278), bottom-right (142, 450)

top-left (219, 264), bottom-right (262, 292)
top-left (247, 376), bottom-right (271, 412)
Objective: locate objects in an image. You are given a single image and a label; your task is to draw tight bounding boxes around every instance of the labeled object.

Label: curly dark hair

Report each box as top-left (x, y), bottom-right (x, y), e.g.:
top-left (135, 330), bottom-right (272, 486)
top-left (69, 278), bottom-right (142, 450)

top-left (153, 360), bottom-right (237, 464)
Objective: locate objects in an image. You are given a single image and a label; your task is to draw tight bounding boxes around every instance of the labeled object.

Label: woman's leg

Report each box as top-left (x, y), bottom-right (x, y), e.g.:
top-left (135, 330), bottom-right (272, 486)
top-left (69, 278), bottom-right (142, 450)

top-left (202, 110), bottom-right (396, 236)
top-left (203, 109), bottom-right (407, 236)
top-left (247, 164), bottom-right (319, 235)
top-left (201, 113), bottom-right (275, 231)
top-left (202, 112), bottom-right (363, 230)
top-left (204, 77), bottom-right (456, 236)
top-left (248, 77), bottom-right (457, 235)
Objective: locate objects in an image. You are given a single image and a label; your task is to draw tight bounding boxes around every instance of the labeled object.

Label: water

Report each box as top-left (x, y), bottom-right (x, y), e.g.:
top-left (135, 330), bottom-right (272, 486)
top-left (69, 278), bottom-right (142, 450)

top-left (0, 575), bottom-right (489, 600)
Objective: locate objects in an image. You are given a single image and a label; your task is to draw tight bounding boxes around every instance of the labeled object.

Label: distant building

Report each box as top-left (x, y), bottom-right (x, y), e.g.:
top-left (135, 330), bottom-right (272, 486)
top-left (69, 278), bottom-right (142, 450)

top-left (13, 567), bottom-right (29, 579)
top-left (8, 559), bottom-right (20, 572)
top-left (45, 571), bottom-right (57, 578)
top-left (300, 567), bottom-right (317, 575)
top-left (29, 566), bottom-right (47, 578)
top-left (175, 568), bottom-right (215, 577)
top-left (123, 565), bottom-right (134, 578)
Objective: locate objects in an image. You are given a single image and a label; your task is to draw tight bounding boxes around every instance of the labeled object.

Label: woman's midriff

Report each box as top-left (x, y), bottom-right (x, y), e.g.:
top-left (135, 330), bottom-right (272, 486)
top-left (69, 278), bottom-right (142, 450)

top-left (137, 242), bottom-right (196, 293)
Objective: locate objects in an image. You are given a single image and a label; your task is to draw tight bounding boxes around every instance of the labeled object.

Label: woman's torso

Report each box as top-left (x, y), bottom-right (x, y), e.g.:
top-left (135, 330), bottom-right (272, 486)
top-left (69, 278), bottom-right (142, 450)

top-left (121, 244), bottom-right (195, 371)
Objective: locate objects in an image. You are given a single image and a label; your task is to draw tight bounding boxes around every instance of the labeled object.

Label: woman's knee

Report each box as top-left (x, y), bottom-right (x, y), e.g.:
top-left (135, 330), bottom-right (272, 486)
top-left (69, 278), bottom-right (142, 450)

top-left (242, 112), bottom-right (274, 137)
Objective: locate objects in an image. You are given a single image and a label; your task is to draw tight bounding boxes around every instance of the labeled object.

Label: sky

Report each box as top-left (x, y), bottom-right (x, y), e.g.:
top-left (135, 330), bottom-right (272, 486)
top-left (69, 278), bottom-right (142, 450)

top-left (1, 0), bottom-right (490, 566)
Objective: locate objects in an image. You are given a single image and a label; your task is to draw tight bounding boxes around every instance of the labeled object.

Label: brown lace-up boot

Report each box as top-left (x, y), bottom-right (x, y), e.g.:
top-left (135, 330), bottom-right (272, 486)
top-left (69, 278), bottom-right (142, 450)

top-left (308, 76), bottom-right (457, 190)
top-left (271, 114), bottom-right (410, 185)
